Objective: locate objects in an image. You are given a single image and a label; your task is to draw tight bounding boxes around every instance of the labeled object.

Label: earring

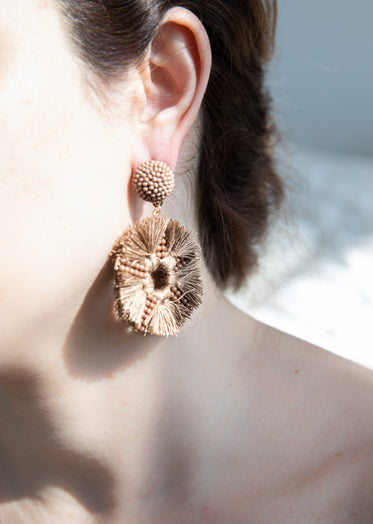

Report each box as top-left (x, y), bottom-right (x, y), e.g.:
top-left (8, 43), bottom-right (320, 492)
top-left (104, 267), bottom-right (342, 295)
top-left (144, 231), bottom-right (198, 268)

top-left (110, 160), bottom-right (203, 336)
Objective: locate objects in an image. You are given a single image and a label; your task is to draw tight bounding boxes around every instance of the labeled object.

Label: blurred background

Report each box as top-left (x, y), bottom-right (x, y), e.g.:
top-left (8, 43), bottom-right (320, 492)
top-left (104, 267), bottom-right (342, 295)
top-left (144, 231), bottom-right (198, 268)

top-left (228, 0), bottom-right (373, 369)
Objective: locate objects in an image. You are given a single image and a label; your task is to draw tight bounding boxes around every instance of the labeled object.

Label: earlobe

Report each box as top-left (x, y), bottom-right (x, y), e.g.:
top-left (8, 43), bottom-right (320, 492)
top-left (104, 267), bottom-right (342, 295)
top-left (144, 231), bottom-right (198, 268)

top-left (138, 7), bottom-right (211, 170)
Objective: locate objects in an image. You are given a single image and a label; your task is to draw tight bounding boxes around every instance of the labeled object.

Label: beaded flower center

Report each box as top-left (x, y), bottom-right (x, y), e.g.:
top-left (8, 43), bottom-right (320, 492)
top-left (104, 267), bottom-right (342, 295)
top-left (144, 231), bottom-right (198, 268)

top-left (151, 264), bottom-right (170, 290)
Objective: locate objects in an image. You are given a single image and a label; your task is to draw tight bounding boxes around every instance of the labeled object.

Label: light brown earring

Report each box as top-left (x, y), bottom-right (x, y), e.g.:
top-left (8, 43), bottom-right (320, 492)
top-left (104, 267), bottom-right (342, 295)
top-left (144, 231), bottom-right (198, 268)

top-left (110, 160), bottom-right (203, 336)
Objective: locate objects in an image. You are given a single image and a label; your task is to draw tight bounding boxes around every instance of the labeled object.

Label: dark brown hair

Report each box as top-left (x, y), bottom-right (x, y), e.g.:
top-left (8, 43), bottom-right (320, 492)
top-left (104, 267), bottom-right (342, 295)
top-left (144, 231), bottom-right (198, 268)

top-left (57, 0), bottom-right (283, 289)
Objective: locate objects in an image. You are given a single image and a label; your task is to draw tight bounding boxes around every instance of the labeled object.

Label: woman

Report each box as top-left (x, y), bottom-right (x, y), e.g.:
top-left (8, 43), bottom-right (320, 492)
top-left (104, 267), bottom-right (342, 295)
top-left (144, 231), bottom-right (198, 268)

top-left (1, 1), bottom-right (372, 522)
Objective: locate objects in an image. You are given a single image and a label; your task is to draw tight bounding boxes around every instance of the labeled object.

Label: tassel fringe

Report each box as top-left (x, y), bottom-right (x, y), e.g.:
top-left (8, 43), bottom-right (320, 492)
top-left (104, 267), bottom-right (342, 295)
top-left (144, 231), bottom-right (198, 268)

top-left (110, 216), bottom-right (203, 336)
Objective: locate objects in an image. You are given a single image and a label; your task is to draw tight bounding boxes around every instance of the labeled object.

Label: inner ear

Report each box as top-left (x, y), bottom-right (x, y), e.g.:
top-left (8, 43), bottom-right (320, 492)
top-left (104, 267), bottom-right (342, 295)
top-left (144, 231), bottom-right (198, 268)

top-left (144, 20), bottom-right (198, 118)
top-left (149, 54), bottom-right (181, 112)
top-left (133, 7), bottom-right (211, 168)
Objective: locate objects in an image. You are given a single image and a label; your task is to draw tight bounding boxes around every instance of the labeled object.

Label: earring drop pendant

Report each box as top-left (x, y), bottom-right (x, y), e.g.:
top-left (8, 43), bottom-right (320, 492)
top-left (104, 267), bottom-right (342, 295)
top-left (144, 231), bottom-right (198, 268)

top-left (110, 160), bottom-right (203, 337)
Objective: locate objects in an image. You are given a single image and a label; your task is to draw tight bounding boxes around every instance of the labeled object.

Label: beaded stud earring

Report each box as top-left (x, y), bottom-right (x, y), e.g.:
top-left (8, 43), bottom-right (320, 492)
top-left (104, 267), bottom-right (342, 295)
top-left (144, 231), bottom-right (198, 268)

top-left (110, 160), bottom-right (203, 336)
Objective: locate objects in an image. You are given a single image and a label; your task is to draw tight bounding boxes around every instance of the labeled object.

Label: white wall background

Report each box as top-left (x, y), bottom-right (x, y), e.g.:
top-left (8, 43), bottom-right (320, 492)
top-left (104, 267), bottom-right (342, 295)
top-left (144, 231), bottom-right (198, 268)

top-left (228, 1), bottom-right (373, 369)
top-left (269, 0), bottom-right (373, 157)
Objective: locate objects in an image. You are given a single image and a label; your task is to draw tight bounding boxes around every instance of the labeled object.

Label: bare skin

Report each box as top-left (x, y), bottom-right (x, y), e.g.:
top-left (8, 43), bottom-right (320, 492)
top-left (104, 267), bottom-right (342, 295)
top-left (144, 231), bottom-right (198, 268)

top-left (0, 1), bottom-right (372, 523)
top-left (1, 287), bottom-right (372, 523)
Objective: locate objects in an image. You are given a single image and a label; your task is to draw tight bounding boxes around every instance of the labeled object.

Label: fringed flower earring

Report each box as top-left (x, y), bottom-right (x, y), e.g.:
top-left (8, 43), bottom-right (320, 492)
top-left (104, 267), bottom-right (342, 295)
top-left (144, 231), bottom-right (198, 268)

top-left (110, 160), bottom-right (203, 336)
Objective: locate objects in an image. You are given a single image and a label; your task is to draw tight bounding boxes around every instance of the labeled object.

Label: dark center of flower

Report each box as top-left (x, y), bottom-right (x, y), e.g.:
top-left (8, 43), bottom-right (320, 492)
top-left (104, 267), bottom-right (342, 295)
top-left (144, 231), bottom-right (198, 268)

top-left (151, 264), bottom-right (169, 290)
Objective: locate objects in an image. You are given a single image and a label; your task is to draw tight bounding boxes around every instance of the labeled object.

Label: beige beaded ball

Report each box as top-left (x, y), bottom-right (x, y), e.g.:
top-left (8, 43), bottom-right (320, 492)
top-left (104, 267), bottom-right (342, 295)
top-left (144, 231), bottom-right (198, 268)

top-left (132, 160), bottom-right (175, 204)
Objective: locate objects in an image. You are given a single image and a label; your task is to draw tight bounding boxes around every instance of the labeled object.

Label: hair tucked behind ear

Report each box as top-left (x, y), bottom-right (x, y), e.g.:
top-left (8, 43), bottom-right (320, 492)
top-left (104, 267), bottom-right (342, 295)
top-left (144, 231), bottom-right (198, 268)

top-left (57, 0), bottom-right (283, 289)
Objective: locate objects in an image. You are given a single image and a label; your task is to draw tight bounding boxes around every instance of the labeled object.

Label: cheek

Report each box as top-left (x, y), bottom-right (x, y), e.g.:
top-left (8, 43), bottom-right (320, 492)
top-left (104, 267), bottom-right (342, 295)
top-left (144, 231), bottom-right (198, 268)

top-left (0, 63), bottom-right (130, 347)
top-left (0, 103), bottom-right (130, 345)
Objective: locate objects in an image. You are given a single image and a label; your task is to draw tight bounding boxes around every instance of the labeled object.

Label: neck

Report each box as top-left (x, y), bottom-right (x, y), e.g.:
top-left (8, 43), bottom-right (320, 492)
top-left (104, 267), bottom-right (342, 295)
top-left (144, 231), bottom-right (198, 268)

top-left (0, 257), bottom-right (257, 521)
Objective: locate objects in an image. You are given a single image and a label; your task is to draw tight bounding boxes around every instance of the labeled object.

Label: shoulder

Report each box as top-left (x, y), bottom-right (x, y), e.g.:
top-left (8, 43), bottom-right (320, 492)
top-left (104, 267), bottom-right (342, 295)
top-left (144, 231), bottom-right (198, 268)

top-left (251, 320), bottom-right (373, 522)
top-left (254, 319), bottom-right (373, 455)
top-left (254, 318), bottom-right (373, 410)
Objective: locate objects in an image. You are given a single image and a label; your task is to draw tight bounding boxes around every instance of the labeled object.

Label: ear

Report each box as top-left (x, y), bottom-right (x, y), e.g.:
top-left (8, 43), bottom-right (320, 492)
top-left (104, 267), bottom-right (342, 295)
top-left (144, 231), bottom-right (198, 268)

top-left (133, 7), bottom-right (212, 171)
